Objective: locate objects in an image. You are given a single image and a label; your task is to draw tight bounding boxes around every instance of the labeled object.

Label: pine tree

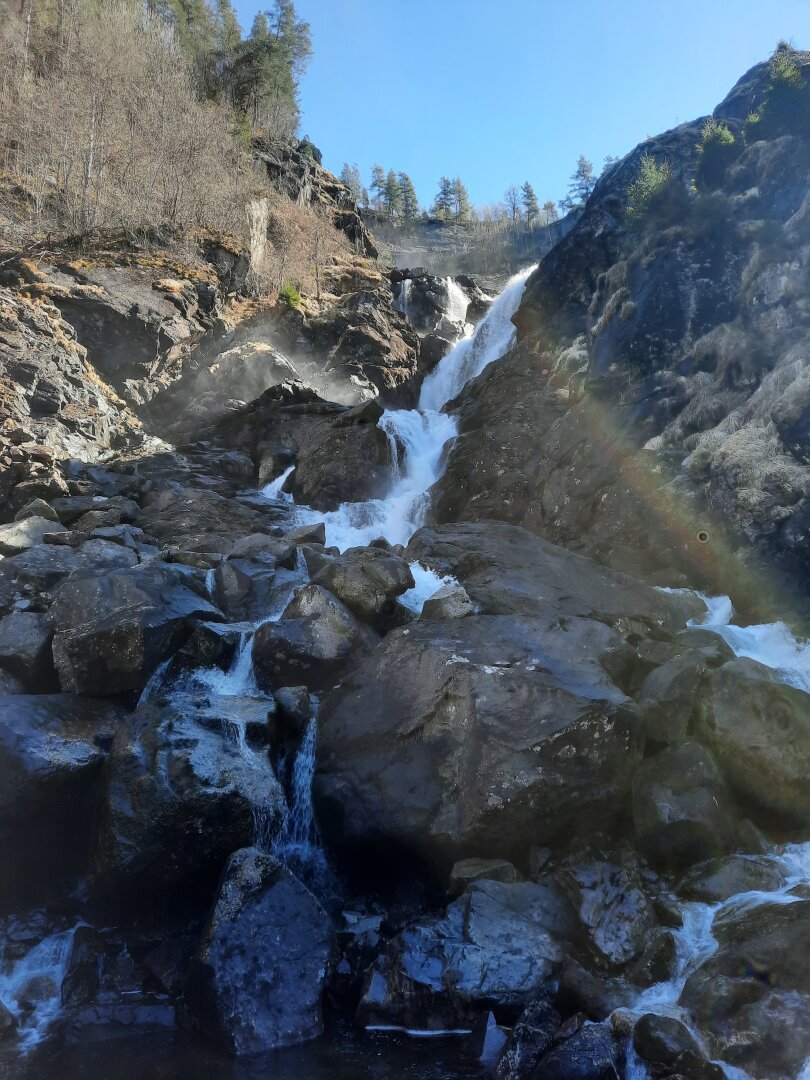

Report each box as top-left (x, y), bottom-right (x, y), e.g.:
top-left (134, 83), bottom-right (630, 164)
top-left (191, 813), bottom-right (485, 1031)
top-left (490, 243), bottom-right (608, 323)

top-left (521, 181), bottom-right (539, 223)
top-left (451, 176), bottom-right (471, 221)
top-left (504, 184), bottom-right (520, 221)
top-left (340, 162), bottom-right (363, 202)
top-left (383, 169), bottom-right (402, 219)
top-left (562, 155), bottom-right (596, 209)
top-left (602, 155), bottom-right (620, 173)
top-left (542, 200), bottom-right (559, 224)
top-left (397, 172), bottom-right (419, 221)
top-left (432, 176), bottom-right (455, 220)
top-left (369, 164), bottom-right (385, 211)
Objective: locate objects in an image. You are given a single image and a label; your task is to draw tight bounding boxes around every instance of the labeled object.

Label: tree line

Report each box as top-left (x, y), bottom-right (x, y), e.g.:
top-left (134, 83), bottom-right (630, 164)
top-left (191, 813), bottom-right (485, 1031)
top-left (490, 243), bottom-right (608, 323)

top-left (338, 153), bottom-right (620, 227)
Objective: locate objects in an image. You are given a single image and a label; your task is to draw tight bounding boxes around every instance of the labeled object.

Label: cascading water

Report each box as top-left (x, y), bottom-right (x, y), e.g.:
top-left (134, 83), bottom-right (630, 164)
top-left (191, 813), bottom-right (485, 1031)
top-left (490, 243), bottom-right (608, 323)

top-left (0, 926), bottom-right (79, 1049)
top-left (266, 265), bottom-right (537, 553)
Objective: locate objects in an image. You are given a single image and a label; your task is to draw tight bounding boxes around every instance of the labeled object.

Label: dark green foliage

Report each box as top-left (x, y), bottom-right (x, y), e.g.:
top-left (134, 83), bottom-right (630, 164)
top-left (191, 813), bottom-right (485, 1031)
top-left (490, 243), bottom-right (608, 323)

top-left (340, 164), bottom-right (363, 202)
top-left (560, 155), bottom-right (596, 212)
top-left (451, 176), bottom-right (472, 222)
top-left (397, 173), bottom-right (419, 221)
top-left (695, 118), bottom-right (739, 189)
top-left (279, 281), bottom-right (302, 306)
top-left (383, 170), bottom-right (403, 219)
top-left (432, 176), bottom-right (455, 220)
top-left (370, 164), bottom-right (386, 211)
top-left (744, 42), bottom-right (810, 141)
top-left (521, 181), bottom-right (540, 223)
top-left (626, 154), bottom-right (677, 224)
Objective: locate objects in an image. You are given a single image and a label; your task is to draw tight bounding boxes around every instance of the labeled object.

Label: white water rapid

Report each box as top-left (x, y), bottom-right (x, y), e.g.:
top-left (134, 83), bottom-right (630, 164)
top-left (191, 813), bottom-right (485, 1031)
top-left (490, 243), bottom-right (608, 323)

top-left (262, 265), bottom-right (536, 554)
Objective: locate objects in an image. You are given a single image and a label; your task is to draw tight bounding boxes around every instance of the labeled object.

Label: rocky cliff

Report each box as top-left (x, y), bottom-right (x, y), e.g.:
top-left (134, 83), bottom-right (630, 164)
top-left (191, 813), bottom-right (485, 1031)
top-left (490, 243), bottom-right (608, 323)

top-left (1, 52), bottom-right (810, 1080)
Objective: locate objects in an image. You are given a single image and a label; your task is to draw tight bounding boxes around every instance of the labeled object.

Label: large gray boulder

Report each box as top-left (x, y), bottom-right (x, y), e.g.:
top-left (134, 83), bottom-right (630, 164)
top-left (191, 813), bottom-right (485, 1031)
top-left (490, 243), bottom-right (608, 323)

top-left (0, 611), bottom-right (55, 691)
top-left (49, 563), bottom-right (222, 695)
top-left (190, 848), bottom-right (332, 1055)
top-left (633, 740), bottom-right (738, 871)
top-left (0, 541), bottom-right (137, 611)
top-left (316, 612), bottom-right (642, 868)
top-left (696, 658), bottom-right (810, 825)
top-left (98, 695), bottom-right (284, 897)
top-left (252, 584), bottom-right (377, 692)
top-left (311, 546), bottom-right (414, 622)
top-left (0, 516), bottom-right (67, 555)
top-left (358, 879), bottom-right (575, 1030)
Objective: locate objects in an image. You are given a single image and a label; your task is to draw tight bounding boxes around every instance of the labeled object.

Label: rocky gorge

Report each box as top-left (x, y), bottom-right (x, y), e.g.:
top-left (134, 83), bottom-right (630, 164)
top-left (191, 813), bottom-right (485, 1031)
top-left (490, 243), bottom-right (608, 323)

top-left (1, 50), bottom-right (810, 1080)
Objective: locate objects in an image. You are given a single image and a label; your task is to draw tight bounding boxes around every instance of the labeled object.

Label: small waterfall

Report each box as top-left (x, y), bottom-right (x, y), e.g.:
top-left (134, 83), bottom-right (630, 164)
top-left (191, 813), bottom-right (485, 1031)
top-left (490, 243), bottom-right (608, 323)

top-left (443, 277), bottom-right (471, 327)
top-left (263, 463), bottom-right (295, 503)
top-left (0, 927), bottom-right (79, 1050)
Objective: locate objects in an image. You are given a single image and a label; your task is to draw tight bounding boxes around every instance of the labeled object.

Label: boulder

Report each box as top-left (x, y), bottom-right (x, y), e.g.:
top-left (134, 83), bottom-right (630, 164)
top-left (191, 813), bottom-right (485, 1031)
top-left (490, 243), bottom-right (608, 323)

top-left (677, 855), bottom-right (787, 903)
top-left (532, 1022), bottom-right (621, 1080)
top-left (316, 612), bottom-right (642, 868)
top-left (0, 541), bottom-right (137, 610)
top-left (252, 584), bottom-right (376, 693)
top-left (358, 879), bottom-right (576, 1030)
top-left (449, 858), bottom-right (522, 896)
top-left (555, 851), bottom-right (658, 968)
top-left (421, 583), bottom-right (476, 619)
top-left (213, 556), bottom-right (277, 622)
top-left (98, 695), bottom-right (284, 897)
top-left (495, 998), bottom-right (561, 1080)
top-left (0, 694), bottom-right (120, 903)
top-left (633, 741), bottom-right (738, 871)
top-left (311, 547), bottom-right (415, 622)
top-left (0, 516), bottom-right (67, 554)
top-left (632, 1012), bottom-right (722, 1080)
top-left (696, 658), bottom-right (810, 825)
top-left (637, 651), bottom-right (709, 745)
top-left (49, 495), bottom-right (139, 526)
top-left (136, 486), bottom-right (278, 554)
top-left (190, 848), bottom-right (332, 1055)
top-left (13, 499), bottom-right (59, 523)
top-left (0, 611), bottom-right (55, 691)
top-left (229, 532), bottom-right (295, 566)
top-left (49, 563), bottom-right (223, 695)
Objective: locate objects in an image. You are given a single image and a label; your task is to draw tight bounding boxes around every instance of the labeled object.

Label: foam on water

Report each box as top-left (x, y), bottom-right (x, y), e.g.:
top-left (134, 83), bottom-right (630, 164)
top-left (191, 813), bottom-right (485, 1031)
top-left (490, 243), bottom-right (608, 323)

top-left (399, 562), bottom-right (459, 613)
top-left (0, 926), bottom-right (79, 1049)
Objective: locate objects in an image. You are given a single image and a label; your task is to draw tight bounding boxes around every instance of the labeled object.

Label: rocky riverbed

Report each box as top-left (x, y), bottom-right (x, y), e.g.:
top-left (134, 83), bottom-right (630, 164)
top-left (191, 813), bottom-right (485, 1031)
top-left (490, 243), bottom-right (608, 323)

top-left (1, 56), bottom-right (810, 1080)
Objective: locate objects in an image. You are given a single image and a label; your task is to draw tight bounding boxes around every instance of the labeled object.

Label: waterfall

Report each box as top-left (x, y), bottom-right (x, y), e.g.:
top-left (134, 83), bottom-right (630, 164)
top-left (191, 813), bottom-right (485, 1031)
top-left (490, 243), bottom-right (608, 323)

top-left (264, 265), bottom-right (537, 552)
top-left (0, 926), bottom-right (79, 1050)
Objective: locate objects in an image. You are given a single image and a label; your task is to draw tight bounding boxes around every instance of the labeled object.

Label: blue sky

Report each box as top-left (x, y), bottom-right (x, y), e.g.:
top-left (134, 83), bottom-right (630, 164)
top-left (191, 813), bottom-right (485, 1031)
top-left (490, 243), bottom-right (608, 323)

top-left (234, 0), bottom-right (809, 210)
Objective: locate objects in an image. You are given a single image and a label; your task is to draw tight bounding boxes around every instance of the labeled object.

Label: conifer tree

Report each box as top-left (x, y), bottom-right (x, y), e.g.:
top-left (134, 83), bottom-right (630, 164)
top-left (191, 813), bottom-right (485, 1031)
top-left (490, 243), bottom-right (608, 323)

top-left (340, 162), bottom-right (363, 202)
top-left (542, 199), bottom-right (559, 224)
top-left (432, 175), bottom-right (455, 220)
top-left (383, 169), bottom-right (402, 219)
top-left (560, 155), bottom-right (596, 210)
top-left (451, 175), bottom-right (471, 221)
top-left (369, 164), bottom-right (385, 211)
top-left (397, 172), bottom-right (419, 221)
top-left (521, 180), bottom-right (539, 223)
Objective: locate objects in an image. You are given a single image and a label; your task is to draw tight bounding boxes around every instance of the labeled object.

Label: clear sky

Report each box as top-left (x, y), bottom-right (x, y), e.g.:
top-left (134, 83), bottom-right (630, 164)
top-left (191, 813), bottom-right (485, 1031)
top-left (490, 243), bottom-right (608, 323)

top-left (233, 0), bottom-right (809, 210)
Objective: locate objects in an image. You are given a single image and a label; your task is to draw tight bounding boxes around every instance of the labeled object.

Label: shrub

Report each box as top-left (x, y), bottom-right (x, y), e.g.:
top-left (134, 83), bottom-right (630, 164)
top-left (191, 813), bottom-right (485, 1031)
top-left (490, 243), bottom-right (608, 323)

top-left (695, 118), bottom-right (739, 189)
top-left (744, 41), bottom-right (809, 141)
top-left (626, 155), bottom-right (676, 224)
top-left (278, 281), bottom-right (302, 307)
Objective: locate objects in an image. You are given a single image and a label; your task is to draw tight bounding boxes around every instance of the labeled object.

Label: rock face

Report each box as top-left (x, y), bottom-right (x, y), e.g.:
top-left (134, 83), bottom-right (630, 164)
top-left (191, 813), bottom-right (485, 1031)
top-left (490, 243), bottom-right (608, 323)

top-left (311, 546), bottom-right (415, 622)
top-left (98, 697), bottom-right (284, 898)
top-left (429, 53), bottom-right (810, 610)
top-left (358, 879), bottom-right (575, 1029)
top-left (190, 848), bottom-right (332, 1055)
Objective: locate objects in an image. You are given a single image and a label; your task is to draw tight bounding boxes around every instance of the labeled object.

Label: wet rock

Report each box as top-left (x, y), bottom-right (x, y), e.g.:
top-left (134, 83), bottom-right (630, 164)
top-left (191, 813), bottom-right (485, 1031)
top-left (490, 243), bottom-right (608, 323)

top-left (359, 879), bottom-right (574, 1030)
top-left (632, 1013), bottom-right (721, 1080)
top-left (49, 562), bottom-right (222, 695)
top-left (696, 658), bottom-right (810, 825)
top-left (633, 741), bottom-right (738, 871)
top-left (271, 686), bottom-right (312, 756)
top-left (421, 583), bottom-right (476, 619)
top-left (213, 556), bottom-right (277, 622)
top-left (0, 516), bottom-right (67, 555)
top-left (98, 697), bottom-right (284, 898)
top-left (681, 896), bottom-right (810, 1079)
top-left (190, 848), bottom-right (332, 1055)
top-left (556, 957), bottom-right (630, 1020)
top-left (0, 1001), bottom-right (17, 1040)
top-left (637, 652), bottom-right (709, 745)
top-left (136, 486), bottom-right (277, 554)
top-left (316, 612), bottom-right (642, 869)
top-left (253, 584), bottom-right (376, 693)
top-left (0, 695), bottom-right (120, 903)
top-left (555, 851), bottom-right (658, 967)
top-left (286, 521), bottom-right (326, 546)
top-left (626, 929), bottom-right (678, 987)
top-left (49, 495), bottom-right (139, 526)
top-left (230, 532), bottom-right (295, 567)
top-left (311, 547), bottom-right (414, 622)
top-left (677, 855), bottom-right (787, 903)
top-left (532, 1021), bottom-right (620, 1080)
top-left (0, 541), bottom-right (137, 610)
top-left (495, 997), bottom-right (561, 1079)
top-left (0, 611), bottom-right (55, 691)
top-left (180, 621), bottom-right (242, 666)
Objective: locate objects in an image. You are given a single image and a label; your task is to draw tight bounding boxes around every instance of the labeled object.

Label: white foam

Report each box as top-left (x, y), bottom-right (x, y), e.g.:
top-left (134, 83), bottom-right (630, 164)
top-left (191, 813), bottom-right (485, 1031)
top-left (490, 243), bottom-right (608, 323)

top-left (399, 563), bottom-right (458, 613)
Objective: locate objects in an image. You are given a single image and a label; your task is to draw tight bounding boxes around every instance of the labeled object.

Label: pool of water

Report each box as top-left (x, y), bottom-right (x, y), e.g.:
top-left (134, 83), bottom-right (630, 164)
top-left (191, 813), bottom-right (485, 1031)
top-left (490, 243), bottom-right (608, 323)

top-left (11, 1021), bottom-right (488, 1080)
